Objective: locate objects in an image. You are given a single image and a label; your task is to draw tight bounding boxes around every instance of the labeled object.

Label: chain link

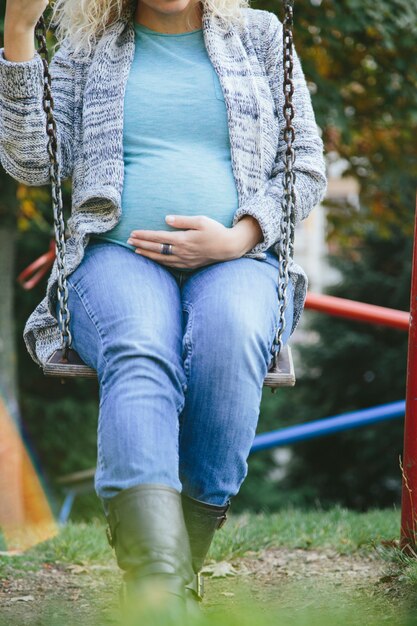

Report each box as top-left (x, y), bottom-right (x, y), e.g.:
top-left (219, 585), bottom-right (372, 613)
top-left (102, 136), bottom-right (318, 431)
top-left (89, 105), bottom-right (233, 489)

top-left (271, 0), bottom-right (296, 370)
top-left (34, 15), bottom-right (73, 360)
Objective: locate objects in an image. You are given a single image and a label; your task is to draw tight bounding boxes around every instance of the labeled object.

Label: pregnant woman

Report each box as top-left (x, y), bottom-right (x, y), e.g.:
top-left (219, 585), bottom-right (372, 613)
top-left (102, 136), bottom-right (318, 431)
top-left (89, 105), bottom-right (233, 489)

top-left (0, 0), bottom-right (326, 618)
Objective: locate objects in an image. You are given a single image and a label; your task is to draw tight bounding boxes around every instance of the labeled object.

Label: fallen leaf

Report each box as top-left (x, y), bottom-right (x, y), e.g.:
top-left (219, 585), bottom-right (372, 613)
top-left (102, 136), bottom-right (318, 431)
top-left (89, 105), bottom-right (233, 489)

top-left (66, 565), bottom-right (90, 574)
top-left (202, 562), bottom-right (238, 578)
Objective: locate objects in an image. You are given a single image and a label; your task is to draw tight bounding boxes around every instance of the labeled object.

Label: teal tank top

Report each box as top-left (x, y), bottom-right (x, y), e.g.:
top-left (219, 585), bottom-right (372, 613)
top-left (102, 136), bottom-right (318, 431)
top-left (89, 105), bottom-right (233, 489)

top-left (91, 21), bottom-right (239, 265)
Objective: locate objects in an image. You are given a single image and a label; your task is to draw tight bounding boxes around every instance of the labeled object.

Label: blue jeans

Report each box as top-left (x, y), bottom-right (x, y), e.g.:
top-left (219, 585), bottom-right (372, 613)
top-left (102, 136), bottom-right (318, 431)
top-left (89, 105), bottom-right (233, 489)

top-left (56, 240), bottom-right (294, 510)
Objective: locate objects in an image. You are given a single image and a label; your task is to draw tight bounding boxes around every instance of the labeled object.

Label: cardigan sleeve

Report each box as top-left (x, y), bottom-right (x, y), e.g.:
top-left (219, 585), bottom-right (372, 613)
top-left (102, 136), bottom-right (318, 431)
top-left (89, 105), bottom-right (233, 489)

top-left (0, 38), bottom-right (75, 186)
top-left (231, 11), bottom-right (327, 255)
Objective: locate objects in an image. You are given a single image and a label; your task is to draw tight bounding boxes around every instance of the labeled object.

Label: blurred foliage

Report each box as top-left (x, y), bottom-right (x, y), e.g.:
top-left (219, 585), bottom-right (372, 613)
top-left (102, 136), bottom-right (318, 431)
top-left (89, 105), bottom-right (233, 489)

top-left (259, 0), bottom-right (417, 241)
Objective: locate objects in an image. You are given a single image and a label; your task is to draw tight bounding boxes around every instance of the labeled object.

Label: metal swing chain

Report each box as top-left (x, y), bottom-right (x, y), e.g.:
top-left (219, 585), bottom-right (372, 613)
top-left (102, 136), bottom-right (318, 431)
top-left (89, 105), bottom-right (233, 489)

top-left (271, 0), bottom-right (296, 372)
top-left (34, 15), bottom-right (73, 361)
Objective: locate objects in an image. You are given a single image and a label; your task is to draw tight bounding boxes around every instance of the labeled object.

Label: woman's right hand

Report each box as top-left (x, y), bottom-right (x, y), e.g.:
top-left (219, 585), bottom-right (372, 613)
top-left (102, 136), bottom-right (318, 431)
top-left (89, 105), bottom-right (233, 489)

top-left (5, 0), bottom-right (49, 32)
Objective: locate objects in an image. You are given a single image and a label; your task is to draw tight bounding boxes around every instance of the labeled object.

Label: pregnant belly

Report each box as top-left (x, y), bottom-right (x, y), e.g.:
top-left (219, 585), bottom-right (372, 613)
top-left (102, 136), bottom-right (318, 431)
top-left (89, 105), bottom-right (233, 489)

top-left (106, 153), bottom-right (239, 239)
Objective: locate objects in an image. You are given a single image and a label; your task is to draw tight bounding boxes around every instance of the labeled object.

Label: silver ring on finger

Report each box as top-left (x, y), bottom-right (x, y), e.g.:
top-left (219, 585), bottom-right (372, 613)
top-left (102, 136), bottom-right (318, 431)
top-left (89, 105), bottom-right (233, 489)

top-left (161, 243), bottom-right (173, 255)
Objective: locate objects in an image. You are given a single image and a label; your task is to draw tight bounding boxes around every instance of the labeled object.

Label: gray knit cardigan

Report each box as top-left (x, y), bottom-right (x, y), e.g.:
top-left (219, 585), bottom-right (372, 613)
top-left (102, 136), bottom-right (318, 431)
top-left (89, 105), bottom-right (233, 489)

top-left (0, 3), bottom-right (327, 369)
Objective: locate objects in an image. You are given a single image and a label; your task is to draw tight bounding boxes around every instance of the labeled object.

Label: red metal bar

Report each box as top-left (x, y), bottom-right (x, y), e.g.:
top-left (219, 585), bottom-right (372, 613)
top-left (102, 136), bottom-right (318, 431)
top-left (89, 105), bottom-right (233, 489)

top-left (16, 238), bottom-right (55, 290)
top-left (305, 292), bottom-right (410, 331)
top-left (400, 198), bottom-right (417, 551)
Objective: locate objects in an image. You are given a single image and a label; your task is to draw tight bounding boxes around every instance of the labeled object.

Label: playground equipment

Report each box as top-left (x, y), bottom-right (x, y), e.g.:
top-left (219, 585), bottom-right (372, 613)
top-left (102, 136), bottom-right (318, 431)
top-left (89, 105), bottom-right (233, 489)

top-left (33, 1), bottom-right (298, 388)
top-left (400, 203), bottom-right (417, 552)
top-left (251, 401), bottom-right (406, 453)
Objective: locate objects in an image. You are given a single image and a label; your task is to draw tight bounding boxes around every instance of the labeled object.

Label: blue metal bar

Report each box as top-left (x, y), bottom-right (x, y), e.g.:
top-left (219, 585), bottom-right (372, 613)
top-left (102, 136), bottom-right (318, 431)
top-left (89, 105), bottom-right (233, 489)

top-left (251, 400), bottom-right (405, 453)
top-left (58, 491), bottom-right (76, 525)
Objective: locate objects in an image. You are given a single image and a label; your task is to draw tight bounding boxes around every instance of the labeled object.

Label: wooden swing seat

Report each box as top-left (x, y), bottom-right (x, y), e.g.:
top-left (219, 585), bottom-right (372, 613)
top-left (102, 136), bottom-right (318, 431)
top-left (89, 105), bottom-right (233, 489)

top-left (43, 344), bottom-right (296, 388)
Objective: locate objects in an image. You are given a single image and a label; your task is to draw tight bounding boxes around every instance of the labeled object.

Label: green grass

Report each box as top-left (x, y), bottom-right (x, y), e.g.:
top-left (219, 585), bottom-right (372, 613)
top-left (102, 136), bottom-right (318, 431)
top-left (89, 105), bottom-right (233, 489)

top-left (209, 505), bottom-right (401, 559)
top-left (0, 504), bottom-right (402, 574)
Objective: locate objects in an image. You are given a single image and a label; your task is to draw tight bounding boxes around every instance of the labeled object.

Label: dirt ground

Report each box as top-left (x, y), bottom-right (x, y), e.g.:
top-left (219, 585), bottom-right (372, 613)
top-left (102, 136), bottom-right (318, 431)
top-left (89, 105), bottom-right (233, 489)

top-left (0, 547), bottom-right (408, 625)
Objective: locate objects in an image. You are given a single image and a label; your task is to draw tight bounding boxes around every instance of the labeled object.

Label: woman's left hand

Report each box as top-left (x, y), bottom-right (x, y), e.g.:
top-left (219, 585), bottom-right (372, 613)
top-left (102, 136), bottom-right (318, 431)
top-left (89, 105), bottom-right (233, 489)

top-left (126, 214), bottom-right (259, 269)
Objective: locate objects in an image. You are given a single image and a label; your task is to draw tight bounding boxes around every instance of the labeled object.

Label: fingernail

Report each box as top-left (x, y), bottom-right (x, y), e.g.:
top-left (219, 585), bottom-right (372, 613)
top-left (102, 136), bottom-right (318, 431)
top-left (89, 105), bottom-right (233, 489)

top-left (127, 238), bottom-right (133, 244)
top-left (166, 215), bottom-right (174, 224)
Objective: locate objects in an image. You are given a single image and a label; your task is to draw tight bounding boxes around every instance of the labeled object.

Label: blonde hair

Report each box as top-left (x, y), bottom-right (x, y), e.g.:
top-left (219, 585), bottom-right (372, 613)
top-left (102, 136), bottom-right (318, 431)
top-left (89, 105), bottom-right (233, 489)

top-left (49, 0), bottom-right (250, 59)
